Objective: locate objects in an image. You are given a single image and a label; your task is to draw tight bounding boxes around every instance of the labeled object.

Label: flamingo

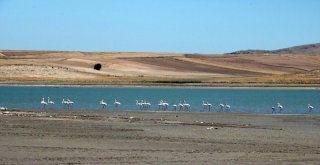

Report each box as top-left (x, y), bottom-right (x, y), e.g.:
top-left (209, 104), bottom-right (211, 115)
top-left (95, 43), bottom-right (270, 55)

top-left (307, 104), bottom-right (314, 113)
top-left (158, 100), bottom-right (164, 110)
top-left (47, 97), bottom-right (54, 109)
top-left (271, 107), bottom-right (276, 114)
top-left (162, 101), bottom-right (169, 111)
top-left (62, 98), bottom-right (68, 107)
top-left (114, 99), bottom-right (121, 109)
top-left (207, 102), bottom-right (212, 112)
top-left (136, 100), bottom-right (142, 110)
top-left (146, 102), bottom-right (151, 109)
top-left (67, 99), bottom-right (74, 105)
top-left (183, 101), bottom-right (190, 111)
top-left (47, 97), bottom-right (55, 105)
top-left (41, 98), bottom-right (47, 109)
top-left (219, 103), bottom-right (224, 112)
top-left (0, 107), bottom-right (7, 110)
top-left (202, 101), bottom-right (208, 111)
top-left (100, 99), bottom-right (107, 109)
top-left (66, 99), bottom-right (74, 109)
top-left (225, 104), bottom-right (231, 111)
top-left (277, 103), bottom-right (283, 113)
top-left (143, 100), bottom-right (151, 110)
top-left (178, 102), bottom-right (184, 111)
top-left (141, 100), bottom-right (146, 110)
top-left (172, 104), bottom-right (177, 111)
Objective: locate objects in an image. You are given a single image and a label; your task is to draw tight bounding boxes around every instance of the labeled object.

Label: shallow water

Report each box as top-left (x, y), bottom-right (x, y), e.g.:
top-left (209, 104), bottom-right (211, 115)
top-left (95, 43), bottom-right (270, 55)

top-left (0, 86), bottom-right (319, 114)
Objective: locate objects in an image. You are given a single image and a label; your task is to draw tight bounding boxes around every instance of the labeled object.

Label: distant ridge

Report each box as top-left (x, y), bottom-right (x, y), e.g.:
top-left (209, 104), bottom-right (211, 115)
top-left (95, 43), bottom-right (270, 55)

top-left (228, 43), bottom-right (320, 55)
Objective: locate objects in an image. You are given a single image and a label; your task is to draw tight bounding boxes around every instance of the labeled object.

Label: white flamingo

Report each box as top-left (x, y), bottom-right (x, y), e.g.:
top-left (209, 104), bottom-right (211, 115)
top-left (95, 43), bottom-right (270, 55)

top-left (47, 97), bottom-right (54, 109)
top-left (277, 103), bottom-right (283, 113)
top-left (67, 99), bottom-right (74, 105)
top-left (225, 104), bottom-right (231, 111)
top-left (114, 99), bottom-right (121, 109)
top-left (100, 99), bottom-right (107, 109)
top-left (271, 107), bottom-right (276, 114)
top-left (65, 99), bottom-right (74, 109)
top-left (202, 101), bottom-right (208, 111)
top-left (172, 104), bottom-right (177, 111)
top-left (62, 98), bottom-right (68, 106)
top-left (159, 100), bottom-right (169, 111)
top-left (219, 103), bottom-right (224, 112)
top-left (47, 97), bottom-right (55, 105)
top-left (178, 102), bottom-right (184, 111)
top-left (183, 101), bottom-right (190, 111)
top-left (307, 104), bottom-right (314, 113)
top-left (41, 98), bottom-right (47, 109)
top-left (162, 101), bottom-right (169, 111)
top-left (141, 100), bottom-right (146, 110)
top-left (136, 100), bottom-right (143, 110)
top-left (207, 102), bottom-right (212, 112)
top-left (158, 100), bottom-right (164, 110)
top-left (0, 107), bottom-right (8, 110)
top-left (143, 100), bottom-right (151, 110)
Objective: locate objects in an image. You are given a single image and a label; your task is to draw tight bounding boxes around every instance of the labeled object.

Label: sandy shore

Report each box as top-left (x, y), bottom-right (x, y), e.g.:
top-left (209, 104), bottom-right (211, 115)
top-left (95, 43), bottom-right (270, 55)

top-left (0, 109), bottom-right (319, 164)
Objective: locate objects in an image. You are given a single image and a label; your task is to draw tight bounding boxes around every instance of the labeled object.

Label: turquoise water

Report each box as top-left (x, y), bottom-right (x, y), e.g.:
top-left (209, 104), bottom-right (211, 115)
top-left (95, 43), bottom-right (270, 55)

top-left (0, 86), bottom-right (319, 114)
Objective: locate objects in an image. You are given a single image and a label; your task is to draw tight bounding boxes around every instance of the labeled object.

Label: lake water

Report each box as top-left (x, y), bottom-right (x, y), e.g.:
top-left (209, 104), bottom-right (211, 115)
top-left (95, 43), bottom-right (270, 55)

top-left (0, 86), bottom-right (319, 114)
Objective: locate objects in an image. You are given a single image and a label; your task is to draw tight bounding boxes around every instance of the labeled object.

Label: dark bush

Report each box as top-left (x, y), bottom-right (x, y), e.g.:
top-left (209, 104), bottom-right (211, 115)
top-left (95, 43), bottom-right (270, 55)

top-left (94, 63), bottom-right (102, 70)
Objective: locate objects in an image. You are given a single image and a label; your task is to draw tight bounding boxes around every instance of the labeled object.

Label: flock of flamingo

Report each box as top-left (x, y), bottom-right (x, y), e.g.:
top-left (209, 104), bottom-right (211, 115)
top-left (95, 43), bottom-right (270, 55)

top-left (0, 97), bottom-right (314, 113)
top-left (34, 97), bottom-right (316, 113)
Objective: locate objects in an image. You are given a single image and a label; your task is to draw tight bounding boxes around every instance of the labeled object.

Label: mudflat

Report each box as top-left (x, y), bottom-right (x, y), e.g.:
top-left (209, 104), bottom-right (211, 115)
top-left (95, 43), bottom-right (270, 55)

top-left (0, 109), bottom-right (319, 164)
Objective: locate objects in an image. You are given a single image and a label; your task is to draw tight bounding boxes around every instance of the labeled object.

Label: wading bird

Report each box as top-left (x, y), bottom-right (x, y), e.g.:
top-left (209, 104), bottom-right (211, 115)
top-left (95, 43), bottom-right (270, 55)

top-left (136, 100), bottom-right (142, 110)
top-left (277, 103), bottom-right (283, 113)
top-left (183, 101), bottom-right (190, 111)
top-left (225, 104), bottom-right (231, 111)
top-left (307, 104), bottom-right (314, 113)
top-left (47, 97), bottom-right (54, 109)
top-left (100, 99), bottom-right (107, 109)
top-left (202, 101), bottom-right (208, 111)
top-left (114, 99), bottom-right (121, 109)
top-left (172, 104), bottom-right (177, 111)
top-left (207, 102), bottom-right (212, 111)
top-left (41, 98), bottom-right (47, 109)
top-left (219, 103), bottom-right (224, 112)
top-left (178, 102), bottom-right (184, 111)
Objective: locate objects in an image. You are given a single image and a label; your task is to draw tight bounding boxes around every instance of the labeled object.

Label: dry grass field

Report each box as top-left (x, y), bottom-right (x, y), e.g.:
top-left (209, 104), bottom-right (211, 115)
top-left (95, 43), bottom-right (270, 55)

top-left (0, 50), bottom-right (320, 85)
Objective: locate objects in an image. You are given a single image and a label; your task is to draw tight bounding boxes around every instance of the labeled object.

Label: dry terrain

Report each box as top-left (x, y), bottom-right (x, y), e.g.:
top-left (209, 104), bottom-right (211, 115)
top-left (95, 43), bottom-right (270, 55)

top-left (1, 50), bottom-right (320, 85)
top-left (0, 109), bottom-right (319, 164)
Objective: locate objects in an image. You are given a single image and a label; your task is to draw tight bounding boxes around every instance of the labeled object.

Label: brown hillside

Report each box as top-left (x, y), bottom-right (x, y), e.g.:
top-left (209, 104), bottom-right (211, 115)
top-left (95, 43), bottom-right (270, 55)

top-left (229, 43), bottom-right (320, 55)
top-left (0, 50), bottom-right (320, 84)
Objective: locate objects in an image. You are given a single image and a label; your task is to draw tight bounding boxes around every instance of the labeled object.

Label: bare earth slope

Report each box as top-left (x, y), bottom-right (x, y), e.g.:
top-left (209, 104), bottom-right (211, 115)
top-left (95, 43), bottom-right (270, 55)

top-left (0, 49), bottom-right (320, 85)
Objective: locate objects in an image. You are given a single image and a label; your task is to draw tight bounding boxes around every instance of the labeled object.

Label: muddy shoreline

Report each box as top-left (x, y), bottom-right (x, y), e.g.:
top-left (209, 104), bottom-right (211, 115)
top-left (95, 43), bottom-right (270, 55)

top-left (0, 109), bottom-right (319, 164)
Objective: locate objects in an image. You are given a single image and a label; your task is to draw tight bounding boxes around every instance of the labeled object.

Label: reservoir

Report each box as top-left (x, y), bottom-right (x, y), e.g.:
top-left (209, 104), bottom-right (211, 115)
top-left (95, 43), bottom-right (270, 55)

top-left (0, 86), bottom-right (319, 114)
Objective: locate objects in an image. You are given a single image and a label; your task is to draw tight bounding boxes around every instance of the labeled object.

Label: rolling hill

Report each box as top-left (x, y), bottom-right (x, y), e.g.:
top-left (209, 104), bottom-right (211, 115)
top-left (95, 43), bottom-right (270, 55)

top-left (228, 43), bottom-right (320, 55)
top-left (0, 43), bottom-right (320, 85)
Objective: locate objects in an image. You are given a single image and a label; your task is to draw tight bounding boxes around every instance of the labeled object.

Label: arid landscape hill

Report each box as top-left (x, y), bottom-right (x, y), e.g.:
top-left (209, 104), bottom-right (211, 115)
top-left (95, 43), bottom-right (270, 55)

top-left (1, 43), bottom-right (320, 85)
top-left (229, 43), bottom-right (320, 55)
